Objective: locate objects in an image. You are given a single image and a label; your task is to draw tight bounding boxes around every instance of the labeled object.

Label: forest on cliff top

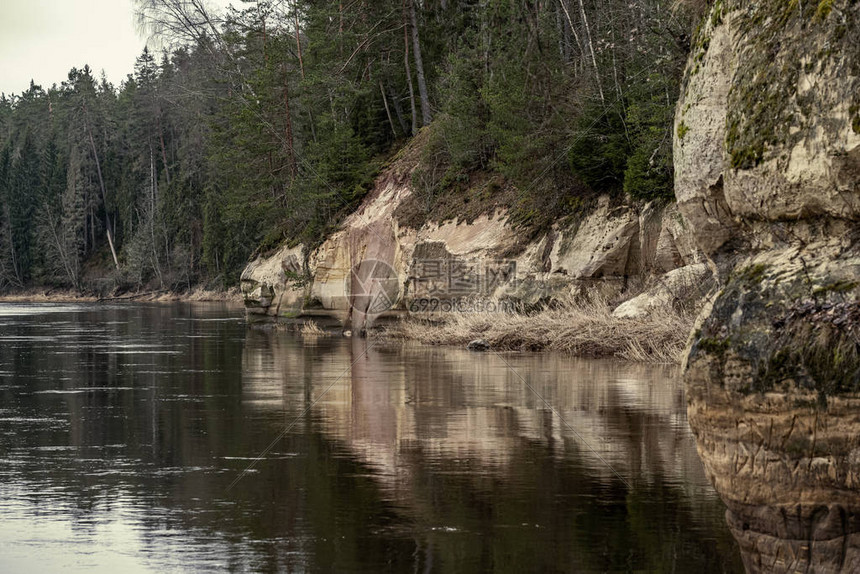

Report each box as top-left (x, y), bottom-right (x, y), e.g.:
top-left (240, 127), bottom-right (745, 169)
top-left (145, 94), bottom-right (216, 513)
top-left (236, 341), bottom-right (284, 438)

top-left (0, 0), bottom-right (704, 293)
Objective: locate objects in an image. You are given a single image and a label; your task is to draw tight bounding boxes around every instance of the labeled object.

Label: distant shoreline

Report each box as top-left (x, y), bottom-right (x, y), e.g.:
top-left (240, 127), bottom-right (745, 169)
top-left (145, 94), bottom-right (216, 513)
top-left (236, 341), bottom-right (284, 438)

top-left (0, 288), bottom-right (242, 305)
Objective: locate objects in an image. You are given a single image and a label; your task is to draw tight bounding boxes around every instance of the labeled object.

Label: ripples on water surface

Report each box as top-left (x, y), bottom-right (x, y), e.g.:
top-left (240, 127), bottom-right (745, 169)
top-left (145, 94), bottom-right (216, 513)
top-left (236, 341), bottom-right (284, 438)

top-left (0, 302), bottom-right (742, 572)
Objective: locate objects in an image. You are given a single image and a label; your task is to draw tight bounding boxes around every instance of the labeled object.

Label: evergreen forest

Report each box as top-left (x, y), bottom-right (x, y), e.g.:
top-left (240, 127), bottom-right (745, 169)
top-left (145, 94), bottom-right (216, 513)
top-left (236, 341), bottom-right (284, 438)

top-left (0, 0), bottom-right (705, 292)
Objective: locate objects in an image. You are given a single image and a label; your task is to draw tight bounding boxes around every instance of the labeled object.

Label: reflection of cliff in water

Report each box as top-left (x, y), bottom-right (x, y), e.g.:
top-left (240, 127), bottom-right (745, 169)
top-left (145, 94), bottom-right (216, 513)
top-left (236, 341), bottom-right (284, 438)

top-left (0, 302), bottom-right (742, 572)
top-left (242, 329), bottom-right (743, 572)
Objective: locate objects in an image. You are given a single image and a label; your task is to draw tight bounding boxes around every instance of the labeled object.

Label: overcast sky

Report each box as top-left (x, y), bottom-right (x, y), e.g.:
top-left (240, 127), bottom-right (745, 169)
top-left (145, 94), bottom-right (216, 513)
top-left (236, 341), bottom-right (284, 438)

top-left (0, 0), bottom-right (231, 97)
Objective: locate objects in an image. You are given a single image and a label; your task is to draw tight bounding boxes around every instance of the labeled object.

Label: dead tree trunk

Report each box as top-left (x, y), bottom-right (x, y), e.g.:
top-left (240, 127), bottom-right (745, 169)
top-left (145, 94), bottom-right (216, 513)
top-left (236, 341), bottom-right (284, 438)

top-left (408, 0), bottom-right (432, 126)
top-left (282, 67), bottom-right (298, 180)
top-left (380, 81), bottom-right (398, 138)
top-left (403, 2), bottom-right (418, 135)
top-left (82, 102), bottom-right (120, 270)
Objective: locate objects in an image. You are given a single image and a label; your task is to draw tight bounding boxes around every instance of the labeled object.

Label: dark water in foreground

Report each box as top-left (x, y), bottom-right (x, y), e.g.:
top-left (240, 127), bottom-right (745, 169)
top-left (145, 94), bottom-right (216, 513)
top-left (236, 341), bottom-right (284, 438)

top-left (0, 302), bottom-right (742, 572)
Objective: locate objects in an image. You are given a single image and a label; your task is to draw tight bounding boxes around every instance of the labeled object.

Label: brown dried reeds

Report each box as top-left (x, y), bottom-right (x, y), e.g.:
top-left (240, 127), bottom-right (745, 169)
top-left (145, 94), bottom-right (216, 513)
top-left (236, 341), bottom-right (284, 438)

top-left (380, 295), bottom-right (697, 363)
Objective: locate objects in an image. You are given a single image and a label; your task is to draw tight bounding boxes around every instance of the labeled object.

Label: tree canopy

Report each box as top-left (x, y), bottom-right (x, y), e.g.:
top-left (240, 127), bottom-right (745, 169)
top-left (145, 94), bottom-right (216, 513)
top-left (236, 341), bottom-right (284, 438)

top-left (0, 0), bottom-right (703, 293)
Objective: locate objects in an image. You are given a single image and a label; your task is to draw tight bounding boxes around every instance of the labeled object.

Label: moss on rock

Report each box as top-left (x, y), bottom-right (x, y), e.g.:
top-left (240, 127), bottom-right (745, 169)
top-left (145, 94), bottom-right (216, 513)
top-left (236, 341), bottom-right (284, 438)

top-left (724, 0), bottom-right (859, 170)
top-left (688, 254), bottom-right (860, 406)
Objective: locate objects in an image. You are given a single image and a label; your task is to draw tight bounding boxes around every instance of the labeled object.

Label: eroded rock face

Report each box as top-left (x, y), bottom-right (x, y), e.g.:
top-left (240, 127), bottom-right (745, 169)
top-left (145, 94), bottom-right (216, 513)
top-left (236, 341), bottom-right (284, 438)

top-left (677, 1), bottom-right (860, 571)
top-left (685, 240), bottom-right (860, 572)
top-left (241, 141), bottom-right (703, 331)
top-left (549, 196), bottom-right (640, 279)
top-left (241, 244), bottom-right (304, 317)
top-left (673, 6), bottom-right (738, 256)
top-left (612, 263), bottom-right (712, 319)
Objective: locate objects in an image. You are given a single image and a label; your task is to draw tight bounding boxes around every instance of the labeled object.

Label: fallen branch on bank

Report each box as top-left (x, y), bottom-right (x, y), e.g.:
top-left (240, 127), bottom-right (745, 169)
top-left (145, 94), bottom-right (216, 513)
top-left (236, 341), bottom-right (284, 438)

top-left (97, 290), bottom-right (169, 302)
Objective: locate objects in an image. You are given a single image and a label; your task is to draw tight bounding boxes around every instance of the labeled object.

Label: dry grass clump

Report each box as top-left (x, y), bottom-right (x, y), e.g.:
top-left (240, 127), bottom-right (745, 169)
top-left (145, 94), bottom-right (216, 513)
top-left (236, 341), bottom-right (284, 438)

top-left (300, 320), bottom-right (327, 337)
top-left (380, 296), bottom-right (697, 363)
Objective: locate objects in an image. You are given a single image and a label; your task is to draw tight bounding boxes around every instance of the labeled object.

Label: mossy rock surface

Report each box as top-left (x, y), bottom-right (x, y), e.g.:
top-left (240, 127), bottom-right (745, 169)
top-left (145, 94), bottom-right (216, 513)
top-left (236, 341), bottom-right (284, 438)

top-left (724, 0), bottom-right (860, 170)
top-left (687, 246), bottom-right (860, 403)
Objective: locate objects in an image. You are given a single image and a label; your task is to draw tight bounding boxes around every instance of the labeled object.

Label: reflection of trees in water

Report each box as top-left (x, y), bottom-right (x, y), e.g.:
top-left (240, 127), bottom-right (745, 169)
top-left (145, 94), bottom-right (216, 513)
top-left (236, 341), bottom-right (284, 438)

top-left (0, 307), bottom-right (743, 572)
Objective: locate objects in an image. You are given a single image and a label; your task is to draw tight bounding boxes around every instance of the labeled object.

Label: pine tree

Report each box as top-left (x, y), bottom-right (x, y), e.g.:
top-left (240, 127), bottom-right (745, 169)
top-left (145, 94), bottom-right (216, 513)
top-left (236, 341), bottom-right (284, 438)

top-left (0, 144), bottom-right (16, 288)
top-left (7, 132), bottom-right (41, 284)
top-left (0, 0), bottom-right (701, 293)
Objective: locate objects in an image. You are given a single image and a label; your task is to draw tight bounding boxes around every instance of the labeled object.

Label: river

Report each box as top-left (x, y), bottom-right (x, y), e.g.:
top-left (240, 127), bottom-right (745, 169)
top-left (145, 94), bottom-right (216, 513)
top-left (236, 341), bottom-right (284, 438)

top-left (0, 302), bottom-right (742, 572)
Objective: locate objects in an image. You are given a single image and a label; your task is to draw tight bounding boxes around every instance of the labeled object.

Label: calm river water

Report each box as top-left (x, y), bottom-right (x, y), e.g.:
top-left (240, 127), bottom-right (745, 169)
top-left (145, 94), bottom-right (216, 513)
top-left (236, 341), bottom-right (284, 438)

top-left (0, 302), bottom-right (743, 572)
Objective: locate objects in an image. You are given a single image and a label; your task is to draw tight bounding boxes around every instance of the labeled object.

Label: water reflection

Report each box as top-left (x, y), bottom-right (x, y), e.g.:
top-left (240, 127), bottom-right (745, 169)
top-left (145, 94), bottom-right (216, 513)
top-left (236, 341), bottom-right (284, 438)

top-left (0, 303), bottom-right (742, 572)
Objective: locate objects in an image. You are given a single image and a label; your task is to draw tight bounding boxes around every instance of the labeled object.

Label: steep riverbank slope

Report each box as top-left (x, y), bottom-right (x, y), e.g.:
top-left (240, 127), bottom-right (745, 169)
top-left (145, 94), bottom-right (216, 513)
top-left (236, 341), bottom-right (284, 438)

top-left (675, 0), bottom-right (860, 571)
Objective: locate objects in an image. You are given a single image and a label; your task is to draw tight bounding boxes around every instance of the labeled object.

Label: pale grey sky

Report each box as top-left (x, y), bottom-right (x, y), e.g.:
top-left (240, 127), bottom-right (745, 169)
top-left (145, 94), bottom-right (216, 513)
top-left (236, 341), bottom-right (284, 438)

top-left (0, 0), bottom-right (231, 97)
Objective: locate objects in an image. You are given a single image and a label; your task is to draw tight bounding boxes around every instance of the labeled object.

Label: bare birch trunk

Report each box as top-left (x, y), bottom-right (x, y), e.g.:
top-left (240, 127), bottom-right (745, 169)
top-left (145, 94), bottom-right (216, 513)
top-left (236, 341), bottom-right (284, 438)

top-left (150, 147), bottom-right (163, 287)
top-left (573, 0), bottom-right (604, 103)
top-left (157, 112), bottom-right (170, 186)
top-left (293, 4), bottom-right (305, 80)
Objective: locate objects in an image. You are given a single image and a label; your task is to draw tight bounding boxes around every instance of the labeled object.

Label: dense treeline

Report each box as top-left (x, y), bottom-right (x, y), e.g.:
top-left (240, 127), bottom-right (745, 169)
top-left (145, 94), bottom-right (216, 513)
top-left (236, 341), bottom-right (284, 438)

top-left (0, 0), bottom-right (702, 293)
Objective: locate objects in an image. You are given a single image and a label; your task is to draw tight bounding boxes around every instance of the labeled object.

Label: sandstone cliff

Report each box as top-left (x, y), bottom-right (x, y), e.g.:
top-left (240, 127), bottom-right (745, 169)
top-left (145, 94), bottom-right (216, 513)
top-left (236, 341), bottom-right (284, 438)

top-left (675, 0), bottom-right (860, 571)
top-left (241, 1), bottom-right (860, 568)
top-left (241, 144), bottom-right (705, 333)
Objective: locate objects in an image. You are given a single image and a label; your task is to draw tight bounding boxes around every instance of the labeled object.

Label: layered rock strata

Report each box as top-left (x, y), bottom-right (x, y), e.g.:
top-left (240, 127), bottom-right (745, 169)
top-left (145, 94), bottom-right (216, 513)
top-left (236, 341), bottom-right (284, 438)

top-left (242, 164), bottom-right (703, 333)
top-left (676, 1), bottom-right (860, 571)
